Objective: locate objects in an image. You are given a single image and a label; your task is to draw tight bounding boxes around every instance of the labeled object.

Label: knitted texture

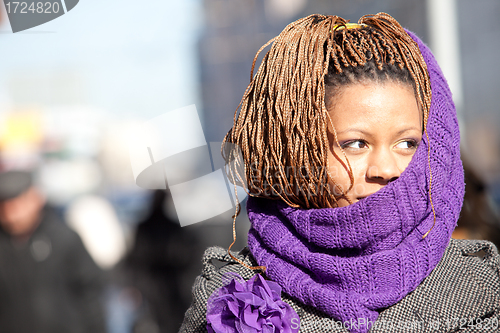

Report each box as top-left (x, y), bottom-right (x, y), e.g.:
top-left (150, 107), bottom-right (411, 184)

top-left (246, 31), bottom-right (465, 333)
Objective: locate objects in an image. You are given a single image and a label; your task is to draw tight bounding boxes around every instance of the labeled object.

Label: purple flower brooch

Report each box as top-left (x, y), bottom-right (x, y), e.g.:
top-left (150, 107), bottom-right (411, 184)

top-left (207, 273), bottom-right (300, 333)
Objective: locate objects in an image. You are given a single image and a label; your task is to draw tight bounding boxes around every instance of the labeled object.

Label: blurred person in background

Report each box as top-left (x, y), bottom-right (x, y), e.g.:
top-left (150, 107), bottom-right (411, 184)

top-left (0, 170), bottom-right (107, 333)
top-left (124, 189), bottom-right (200, 333)
top-left (453, 158), bottom-right (500, 246)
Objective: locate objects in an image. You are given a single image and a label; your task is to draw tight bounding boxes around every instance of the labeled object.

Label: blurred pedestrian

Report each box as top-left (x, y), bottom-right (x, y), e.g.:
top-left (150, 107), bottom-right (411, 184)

top-left (454, 157), bottom-right (500, 246)
top-left (0, 170), bottom-right (107, 333)
top-left (124, 189), bottom-right (200, 333)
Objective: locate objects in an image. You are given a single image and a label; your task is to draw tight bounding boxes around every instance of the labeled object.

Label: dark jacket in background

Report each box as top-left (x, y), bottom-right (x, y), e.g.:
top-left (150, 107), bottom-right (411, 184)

top-left (125, 190), bottom-right (200, 333)
top-left (0, 206), bottom-right (106, 333)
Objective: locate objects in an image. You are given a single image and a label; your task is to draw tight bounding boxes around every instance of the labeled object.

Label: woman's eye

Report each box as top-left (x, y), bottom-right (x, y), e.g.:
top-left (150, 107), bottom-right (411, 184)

top-left (395, 140), bottom-right (418, 149)
top-left (341, 140), bottom-right (368, 149)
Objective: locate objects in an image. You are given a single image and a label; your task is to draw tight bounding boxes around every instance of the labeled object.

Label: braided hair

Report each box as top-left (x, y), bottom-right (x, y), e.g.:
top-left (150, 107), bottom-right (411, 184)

top-left (223, 12), bottom-right (432, 210)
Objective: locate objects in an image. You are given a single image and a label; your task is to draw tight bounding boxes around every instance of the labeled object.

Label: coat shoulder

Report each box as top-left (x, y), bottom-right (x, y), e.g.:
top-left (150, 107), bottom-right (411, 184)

top-left (179, 247), bottom-right (258, 333)
top-left (373, 239), bottom-right (500, 332)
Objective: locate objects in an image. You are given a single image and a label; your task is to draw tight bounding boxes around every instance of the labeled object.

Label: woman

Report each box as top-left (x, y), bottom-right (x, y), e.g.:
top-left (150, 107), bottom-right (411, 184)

top-left (180, 13), bottom-right (500, 333)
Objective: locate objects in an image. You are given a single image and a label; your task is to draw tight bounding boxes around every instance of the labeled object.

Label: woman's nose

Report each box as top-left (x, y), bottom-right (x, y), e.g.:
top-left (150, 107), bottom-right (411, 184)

top-left (366, 149), bottom-right (400, 184)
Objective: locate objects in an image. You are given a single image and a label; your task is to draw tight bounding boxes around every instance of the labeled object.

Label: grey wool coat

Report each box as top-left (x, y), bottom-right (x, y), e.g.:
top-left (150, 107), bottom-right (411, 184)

top-left (179, 239), bottom-right (500, 333)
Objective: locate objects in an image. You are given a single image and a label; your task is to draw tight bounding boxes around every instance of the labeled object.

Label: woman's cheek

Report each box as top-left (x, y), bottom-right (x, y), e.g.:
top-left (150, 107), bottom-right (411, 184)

top-left (328, 160), bottom-right (352, 189)
top-left (398, 154), bottom-right (415, 173)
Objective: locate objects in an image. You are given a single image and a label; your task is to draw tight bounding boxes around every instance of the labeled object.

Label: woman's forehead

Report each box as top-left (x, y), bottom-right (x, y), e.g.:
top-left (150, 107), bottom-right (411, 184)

top-left (327, 82), bottom-right (422, 133)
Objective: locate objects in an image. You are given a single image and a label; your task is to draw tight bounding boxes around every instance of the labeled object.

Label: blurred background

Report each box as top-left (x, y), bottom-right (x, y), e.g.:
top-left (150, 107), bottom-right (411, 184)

top-left (0, 0), bottom-right (498, 332)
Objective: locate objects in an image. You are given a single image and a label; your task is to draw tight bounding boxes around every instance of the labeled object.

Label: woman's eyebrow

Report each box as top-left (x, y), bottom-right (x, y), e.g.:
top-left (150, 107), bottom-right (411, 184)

top-left (335, 126), bottom-right (422, 136)
top-left (335, 128), bottom-right (371, 136)
top-left (395, 127), bottom-right (422, 136)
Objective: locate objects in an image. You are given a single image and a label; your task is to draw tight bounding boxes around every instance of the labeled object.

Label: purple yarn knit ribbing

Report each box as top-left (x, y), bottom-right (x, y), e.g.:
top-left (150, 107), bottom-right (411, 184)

top-left (247, 32), bottom-right (465, 333)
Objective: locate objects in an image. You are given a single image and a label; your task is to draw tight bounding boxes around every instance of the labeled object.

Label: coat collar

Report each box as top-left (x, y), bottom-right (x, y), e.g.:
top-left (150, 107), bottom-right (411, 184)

top-left (372, 239), bottom-right (500, 332)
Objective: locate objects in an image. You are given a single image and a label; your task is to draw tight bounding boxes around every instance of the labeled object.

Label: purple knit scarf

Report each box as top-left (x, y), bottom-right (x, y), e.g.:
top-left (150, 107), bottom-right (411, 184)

top-left (247, 32), bottom-right (464, 333)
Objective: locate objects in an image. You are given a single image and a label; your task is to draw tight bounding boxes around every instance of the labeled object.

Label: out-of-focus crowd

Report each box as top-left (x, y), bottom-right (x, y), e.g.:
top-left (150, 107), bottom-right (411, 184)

top-left (0, 164), bottom-right (250, 333)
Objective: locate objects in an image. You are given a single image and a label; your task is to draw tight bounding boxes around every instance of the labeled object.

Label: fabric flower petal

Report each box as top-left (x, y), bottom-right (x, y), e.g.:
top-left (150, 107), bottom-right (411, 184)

top-left (207, 273), bottom-right (300, 333)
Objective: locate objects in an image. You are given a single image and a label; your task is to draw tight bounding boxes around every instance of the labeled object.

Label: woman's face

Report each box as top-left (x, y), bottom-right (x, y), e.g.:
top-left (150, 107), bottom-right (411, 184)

top-left (326, 81), bottom-right (422, 207)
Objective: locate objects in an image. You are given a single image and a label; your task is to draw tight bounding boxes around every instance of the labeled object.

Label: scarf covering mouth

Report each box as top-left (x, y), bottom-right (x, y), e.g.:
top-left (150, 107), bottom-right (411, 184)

top-left (247, 31), bottom-right (465, 333)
